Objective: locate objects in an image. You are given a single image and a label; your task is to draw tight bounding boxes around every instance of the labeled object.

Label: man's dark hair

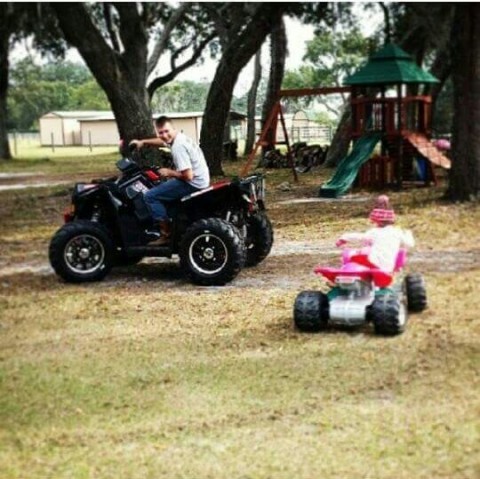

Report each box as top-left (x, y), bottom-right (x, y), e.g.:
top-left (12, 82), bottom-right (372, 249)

top-left (155, 115), bottom-right (172, 127)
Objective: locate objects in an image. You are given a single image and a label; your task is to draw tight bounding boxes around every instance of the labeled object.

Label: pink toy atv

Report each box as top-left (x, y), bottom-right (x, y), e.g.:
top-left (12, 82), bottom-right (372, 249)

top-left (294, 245), bottom-right (427, 335)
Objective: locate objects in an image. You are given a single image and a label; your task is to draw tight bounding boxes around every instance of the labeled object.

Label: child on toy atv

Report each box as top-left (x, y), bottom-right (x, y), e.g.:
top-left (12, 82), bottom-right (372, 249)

top-left (336, 195), bottom-right (415, 280)
top-left (294, 195), bottom-right (427, 335)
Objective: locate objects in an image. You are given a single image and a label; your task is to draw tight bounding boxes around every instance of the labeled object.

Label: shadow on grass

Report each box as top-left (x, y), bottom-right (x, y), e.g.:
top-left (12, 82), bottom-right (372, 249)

top-left (0, 262), bottom-right (189, 297)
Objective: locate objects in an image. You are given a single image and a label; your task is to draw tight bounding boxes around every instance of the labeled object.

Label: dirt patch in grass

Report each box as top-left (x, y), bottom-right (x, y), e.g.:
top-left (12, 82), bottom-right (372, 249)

top-left (0, 162), bottom-right (479, 478)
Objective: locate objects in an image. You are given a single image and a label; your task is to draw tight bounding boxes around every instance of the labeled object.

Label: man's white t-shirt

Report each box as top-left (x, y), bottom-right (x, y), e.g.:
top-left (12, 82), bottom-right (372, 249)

top-left (170, 132), bottom-right (210, 189)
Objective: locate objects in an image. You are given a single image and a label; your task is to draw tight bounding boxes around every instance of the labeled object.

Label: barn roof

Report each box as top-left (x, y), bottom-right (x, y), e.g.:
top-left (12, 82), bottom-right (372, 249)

top-left (41, 111), bottom-right (112, 119)
top-left (41, 111), bottom-right (247, 122)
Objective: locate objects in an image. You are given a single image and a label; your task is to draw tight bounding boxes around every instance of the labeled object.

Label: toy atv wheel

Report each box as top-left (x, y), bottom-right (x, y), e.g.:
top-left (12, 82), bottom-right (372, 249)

top-left (405, 273), bottom-right (427, 312)
top-left (294, 291), bottom-right (329, 332)
top-left (371, 293), bottom-right (407, 336)
top-left (49, 220), bottom-right (114, 283)
top-left (245, 212), bottom-right (274, 267)
top-left (179, 218), bottom-right (246, 286)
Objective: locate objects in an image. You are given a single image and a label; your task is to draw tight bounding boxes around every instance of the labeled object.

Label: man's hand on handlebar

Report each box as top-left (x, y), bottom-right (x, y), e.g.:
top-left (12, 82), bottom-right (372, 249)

top-left (129, 139), bottom-right (144, 150)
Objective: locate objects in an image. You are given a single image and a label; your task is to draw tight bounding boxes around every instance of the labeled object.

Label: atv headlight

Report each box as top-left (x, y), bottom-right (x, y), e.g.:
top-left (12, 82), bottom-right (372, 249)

top-left (76, 183), bottom-right (98, 193)
top-left (258, 177), bottom-right (266, 201)
top-left (249, 182), bottom-right (258, 203)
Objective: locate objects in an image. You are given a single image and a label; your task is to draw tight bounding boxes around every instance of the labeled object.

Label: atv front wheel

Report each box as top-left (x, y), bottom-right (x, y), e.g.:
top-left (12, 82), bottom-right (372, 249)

top-left (294, 291), bottom-right (329, 332)
top-left (371, 293), bottom-right (407, 336)
top-left (245, 212), bottom-right (274, 267)
top-left (405, 273), bottom-right (427, 312)
top-left (49, 220), bottom-right (114, 283)
top-left (179, 218), bottom-right (246, 286)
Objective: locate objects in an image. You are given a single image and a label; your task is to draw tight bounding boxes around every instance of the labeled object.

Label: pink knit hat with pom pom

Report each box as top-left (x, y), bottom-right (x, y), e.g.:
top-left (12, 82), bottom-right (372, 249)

top-left (369, 195), bottom-right (395, 225)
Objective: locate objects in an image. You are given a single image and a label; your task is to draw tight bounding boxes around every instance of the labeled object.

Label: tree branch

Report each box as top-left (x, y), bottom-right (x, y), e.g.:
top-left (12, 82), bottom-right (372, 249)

top-left (103, 3), bottom-right (121, 53)
top-left (113, 3), bottom-right (146, 58)
top-left (147, 32), bottom-right (215, 98)
top-left (379, 2), bottom-right (391, 43)
top-left (170, 43), bottom-right (190, 70)
top-left (52, 3), bottom-right (117, 71)
top-left (203, 3), bottom-right (229, 48)
top-left (147, 2), bottom-right (191, 76)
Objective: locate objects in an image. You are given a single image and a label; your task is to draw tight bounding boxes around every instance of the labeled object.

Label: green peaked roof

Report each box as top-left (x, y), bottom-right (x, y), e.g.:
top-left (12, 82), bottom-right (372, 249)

top-left (344, 43), bottom-right (439, 86)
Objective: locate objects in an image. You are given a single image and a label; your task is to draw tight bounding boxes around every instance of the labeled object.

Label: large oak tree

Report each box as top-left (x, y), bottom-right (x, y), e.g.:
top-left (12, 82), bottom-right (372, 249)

top-left (0, 5), bottom-right (14, 159)
top-left (52, 2), bottom-right (215, 148)
top-left (448, 3), bottom-right (480, 201)
top-left (0, 3), bottom-right (63, 160)
top-left (200, 3), bottom-right (287, 175)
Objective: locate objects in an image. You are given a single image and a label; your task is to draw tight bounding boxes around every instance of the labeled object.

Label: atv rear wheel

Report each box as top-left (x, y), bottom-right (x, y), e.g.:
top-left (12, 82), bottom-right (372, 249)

top-left (179, 218), bottom-right (246, 286)
top-left (405, 273), bottom-right (427, 312)
top-left (49, 220), bottom-right (114, 283)
top-left (371, 293), bottom-right (407, 336)
top-left (294, 291), bottom-right (329, 332)
top-left (245, 212), bottom-right (274, 267)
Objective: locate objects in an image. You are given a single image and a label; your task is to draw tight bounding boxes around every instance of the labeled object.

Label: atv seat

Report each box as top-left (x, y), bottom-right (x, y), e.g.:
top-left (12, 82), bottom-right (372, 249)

top-left (314, 262), bottom-right (394, 288)
top-left (180, 180), bottom-right (231, 202)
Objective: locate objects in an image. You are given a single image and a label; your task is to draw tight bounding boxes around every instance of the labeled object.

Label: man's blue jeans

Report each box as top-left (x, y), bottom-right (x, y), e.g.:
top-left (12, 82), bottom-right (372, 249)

top-left (144, 179), bottom-right (199, 221)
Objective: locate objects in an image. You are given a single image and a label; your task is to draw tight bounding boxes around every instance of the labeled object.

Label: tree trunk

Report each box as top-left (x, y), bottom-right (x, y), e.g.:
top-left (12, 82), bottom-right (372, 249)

top-left (428, 47), bottom-right (451, 115)
top-left (323, 106), bottom-right (352, 167)
top-left (200, 5), bottom-right (284, 175)
top-left (52, 4), bottom-right (156, 150)
top-left (0, 15), bottom-right (12, 160)
top-left (261, 18), bottom-right (287, 151)
top-left (244, 51), bottom-right (262, 156)
top-left (379, 2), bottom-right (392, 44)
top-left (447, 4), bottom-right (480, 201)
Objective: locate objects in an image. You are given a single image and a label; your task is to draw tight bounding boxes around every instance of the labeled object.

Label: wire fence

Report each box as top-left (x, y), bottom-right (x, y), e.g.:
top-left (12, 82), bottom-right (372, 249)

top-left (7, 132), bottom-right (40, 155)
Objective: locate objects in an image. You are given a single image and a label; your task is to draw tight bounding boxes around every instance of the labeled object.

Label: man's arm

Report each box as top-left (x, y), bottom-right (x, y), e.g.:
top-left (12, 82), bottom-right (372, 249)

top-left (130, 138), bottom-right (167, 149)
top-left (159, 167), bottom-right (193, 182)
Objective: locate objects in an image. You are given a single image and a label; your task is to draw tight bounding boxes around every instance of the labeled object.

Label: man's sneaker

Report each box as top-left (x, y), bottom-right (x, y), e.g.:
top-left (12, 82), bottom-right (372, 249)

top-left (145, 229), bottom-right (161, 238)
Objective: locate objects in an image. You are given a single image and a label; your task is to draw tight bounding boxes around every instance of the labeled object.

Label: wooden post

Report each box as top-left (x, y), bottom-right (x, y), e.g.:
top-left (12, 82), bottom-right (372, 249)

top-left (351, 86), bottom-right (357, 136)
top-left (13, 131), bottom-right (17, 156)
top-left (241, 102), bottom-right (281, 176)
top-left (88, 131), bottom-right (92, 152)
top-left (50, 132), bottom-right (55, 153)
top-left (278, 105), bottom-right (298, 182)
top-left (396, 83), bottom-right (403, 189)
top-left (381, 86), bottom-right (386, 156)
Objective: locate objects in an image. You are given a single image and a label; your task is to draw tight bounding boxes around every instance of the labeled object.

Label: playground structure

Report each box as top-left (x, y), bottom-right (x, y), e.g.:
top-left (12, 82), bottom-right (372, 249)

top-left (320, 44), bottom-right (451, 197)
top-left (245, 44), bottom-right (451, 197)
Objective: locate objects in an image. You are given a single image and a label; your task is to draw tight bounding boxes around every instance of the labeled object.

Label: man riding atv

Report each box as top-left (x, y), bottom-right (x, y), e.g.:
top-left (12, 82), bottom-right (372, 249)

top-left (49, 126), bottom-right (274, 286)
top-left (130, 115), bottom-right (210, 245)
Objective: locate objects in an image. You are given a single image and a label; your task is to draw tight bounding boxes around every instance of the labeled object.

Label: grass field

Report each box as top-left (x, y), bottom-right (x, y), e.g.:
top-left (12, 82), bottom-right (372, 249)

top-left (0, 151), bottom-right (479, 478)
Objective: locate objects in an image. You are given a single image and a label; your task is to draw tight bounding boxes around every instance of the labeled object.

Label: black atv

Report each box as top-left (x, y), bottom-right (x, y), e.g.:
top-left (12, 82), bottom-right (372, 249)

top-left (49, 153), bottom-right (273, 286)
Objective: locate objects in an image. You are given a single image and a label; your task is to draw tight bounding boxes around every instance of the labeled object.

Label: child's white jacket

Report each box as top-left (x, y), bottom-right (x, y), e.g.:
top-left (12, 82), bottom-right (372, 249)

top-left (341, 226), bottom-right (415, 273)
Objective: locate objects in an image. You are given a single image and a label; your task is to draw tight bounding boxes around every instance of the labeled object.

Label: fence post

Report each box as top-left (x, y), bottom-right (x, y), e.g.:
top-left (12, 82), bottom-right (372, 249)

top-left (13, 130), bottom-right (17, 156)
top-left (50, 132), bottom-right (55, 153)
top-left (88, 131), bottom-right (92, 152)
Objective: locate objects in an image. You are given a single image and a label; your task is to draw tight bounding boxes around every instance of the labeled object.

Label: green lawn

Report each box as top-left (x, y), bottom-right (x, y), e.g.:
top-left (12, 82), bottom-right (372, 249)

top-left (1, 140), bottom-right (118, 175)
top-left (0, 152), bottom-right (479, 478)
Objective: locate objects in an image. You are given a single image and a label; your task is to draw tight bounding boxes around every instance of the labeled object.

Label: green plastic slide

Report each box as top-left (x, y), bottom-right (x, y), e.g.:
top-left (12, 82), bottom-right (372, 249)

top-left (319, 132), bottom-right (383, 198)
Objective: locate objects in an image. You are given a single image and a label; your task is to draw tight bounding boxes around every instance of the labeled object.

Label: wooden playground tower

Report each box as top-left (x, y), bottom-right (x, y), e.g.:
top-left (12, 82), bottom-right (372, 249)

top-left (244, 44), bottom-right (450, 196)
top-left (344, 43), bottom-right (451, 192)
